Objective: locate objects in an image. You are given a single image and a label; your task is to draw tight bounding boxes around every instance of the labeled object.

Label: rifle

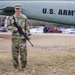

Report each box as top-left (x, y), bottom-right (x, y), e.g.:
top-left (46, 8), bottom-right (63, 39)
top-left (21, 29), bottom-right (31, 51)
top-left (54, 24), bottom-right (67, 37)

top-left (13, 16), bottom-right (33, 46)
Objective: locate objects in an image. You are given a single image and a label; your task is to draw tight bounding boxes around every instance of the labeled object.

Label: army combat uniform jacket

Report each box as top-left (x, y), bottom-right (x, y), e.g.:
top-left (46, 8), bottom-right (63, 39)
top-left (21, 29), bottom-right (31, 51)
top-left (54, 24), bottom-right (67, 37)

top-left (7, 13), bottom-right (30, 38)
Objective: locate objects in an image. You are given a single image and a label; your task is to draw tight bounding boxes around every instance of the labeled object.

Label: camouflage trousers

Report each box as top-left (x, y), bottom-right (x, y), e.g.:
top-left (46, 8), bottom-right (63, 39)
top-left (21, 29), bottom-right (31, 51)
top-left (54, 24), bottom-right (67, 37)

top-left (12, 38), bottom-right (27, 68)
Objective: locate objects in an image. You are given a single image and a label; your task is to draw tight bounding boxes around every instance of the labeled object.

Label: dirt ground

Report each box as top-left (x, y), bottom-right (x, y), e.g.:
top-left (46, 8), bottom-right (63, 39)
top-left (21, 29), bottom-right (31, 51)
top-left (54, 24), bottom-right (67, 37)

top-left (0, 34), bottom-right (75, 75)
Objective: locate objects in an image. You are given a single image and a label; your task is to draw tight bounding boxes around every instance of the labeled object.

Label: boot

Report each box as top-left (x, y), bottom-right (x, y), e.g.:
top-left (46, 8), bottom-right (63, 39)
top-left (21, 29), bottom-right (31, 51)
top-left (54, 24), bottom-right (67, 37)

top-left (14, 68), bottom-right (19, 72)
top-left (21, 68), bottom-right (25, 72)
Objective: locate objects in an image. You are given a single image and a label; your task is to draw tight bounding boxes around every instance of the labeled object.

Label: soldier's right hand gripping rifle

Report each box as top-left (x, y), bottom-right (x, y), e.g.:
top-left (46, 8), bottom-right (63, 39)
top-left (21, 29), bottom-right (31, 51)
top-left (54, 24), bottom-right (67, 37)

top-left (13, 16), bottom-right (33, 46)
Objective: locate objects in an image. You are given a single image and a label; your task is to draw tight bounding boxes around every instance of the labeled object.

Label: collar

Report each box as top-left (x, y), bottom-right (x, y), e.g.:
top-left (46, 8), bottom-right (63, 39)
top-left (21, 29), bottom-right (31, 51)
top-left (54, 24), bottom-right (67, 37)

top-left (13, 13), bottom-right (22, 18)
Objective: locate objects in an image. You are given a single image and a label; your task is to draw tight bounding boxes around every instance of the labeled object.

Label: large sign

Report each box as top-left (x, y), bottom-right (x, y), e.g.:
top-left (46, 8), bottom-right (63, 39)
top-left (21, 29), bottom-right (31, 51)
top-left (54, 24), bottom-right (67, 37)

top-left (42, 8), bottom-right (75, 16)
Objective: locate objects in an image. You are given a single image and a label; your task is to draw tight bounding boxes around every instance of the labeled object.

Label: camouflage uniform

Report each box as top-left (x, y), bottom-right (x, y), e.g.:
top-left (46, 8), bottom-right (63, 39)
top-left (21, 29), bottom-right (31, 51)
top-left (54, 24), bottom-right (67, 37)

top-left (7, 13), bottom-right (30, 68)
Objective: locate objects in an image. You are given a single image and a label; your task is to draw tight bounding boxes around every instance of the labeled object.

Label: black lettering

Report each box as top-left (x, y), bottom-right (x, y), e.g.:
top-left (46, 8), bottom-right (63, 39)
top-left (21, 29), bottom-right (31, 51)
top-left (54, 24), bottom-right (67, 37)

top-left (42, 8), bottom-right (47, 14)
top-left (49, 9), bottom-right (53, 14)
top-left (58, 9), bottom-right (62, 15)
top-left (63, 10), bottom-right (67, 15)
top-left (68, 10), bottom-right (74, 16)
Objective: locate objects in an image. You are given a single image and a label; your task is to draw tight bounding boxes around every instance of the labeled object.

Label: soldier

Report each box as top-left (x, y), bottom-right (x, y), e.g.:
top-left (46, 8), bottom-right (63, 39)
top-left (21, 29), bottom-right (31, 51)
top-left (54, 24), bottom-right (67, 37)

top-left (7, 4), bottom-right (30, 72)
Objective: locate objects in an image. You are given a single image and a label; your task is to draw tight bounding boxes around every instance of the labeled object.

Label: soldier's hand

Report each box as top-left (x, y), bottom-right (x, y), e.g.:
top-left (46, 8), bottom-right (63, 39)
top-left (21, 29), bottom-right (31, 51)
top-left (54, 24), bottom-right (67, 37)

top-left (13, 28), bottom-right (18, 33)
top-left (15, 28), bottom-right (18, 31)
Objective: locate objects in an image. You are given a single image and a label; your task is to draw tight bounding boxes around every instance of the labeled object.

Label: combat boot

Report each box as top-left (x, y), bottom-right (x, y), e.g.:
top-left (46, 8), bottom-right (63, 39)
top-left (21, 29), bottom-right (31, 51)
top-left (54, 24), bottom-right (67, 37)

top-left (14, 68), bottom-right (19, 72)
top-left (21, 68), bottom-right (25, 72)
